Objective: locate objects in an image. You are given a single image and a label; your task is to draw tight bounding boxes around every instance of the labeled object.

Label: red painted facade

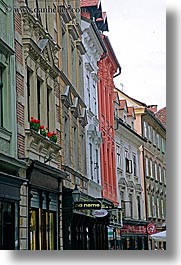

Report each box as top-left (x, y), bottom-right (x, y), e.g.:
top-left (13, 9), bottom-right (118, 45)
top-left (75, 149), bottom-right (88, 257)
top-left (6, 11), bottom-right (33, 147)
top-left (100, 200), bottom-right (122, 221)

top-left (98, 35), bottom-right (121, 205)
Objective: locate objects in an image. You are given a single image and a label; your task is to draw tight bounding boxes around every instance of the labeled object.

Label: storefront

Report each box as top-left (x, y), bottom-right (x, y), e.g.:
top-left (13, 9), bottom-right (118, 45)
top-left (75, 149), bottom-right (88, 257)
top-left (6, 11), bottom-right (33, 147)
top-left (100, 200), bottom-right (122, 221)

top-left (62, 187), bottom-right (110, 250)
top-left (0, 154), bottom-right (26, 250)
top-left (120, 219), bottom-right (149, 250)
top-left (27, 160), bottom-right (67, 250)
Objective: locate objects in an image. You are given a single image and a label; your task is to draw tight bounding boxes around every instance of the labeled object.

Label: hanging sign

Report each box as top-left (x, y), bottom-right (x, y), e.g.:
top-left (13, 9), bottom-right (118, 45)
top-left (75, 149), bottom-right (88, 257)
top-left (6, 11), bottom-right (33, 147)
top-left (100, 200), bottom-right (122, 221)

top-left (147, 223), bottom-right (156, 235)
top-left (92, 209), bottom-right (108, 217)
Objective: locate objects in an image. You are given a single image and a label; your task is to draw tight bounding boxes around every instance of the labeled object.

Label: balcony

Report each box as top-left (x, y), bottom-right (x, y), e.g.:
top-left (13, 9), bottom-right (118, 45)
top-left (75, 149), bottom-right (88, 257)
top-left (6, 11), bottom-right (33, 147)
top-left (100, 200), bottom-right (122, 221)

top-left (25, 129), bottom-right (61, 166)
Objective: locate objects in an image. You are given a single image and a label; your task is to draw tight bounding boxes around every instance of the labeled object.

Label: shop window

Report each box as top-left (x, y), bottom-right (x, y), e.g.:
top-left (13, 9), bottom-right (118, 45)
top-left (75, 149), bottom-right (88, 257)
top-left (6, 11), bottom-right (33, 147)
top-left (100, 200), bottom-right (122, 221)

top-left (0, 200), bottom-right (18, 250)
top-left (29, 191), bottom-right (57, 250)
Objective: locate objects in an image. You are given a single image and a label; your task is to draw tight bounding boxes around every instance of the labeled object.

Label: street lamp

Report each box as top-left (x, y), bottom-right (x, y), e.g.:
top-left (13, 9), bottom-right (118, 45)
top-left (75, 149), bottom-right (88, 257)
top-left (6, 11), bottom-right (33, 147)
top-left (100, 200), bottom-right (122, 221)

top-left (72, 184), bottom-right (81, 203)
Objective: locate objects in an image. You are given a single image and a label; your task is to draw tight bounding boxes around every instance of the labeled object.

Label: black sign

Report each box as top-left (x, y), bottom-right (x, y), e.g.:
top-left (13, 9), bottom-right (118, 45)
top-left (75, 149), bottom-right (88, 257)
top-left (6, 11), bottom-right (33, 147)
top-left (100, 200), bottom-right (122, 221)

top-left (74, 201), bottom-right (101, 209)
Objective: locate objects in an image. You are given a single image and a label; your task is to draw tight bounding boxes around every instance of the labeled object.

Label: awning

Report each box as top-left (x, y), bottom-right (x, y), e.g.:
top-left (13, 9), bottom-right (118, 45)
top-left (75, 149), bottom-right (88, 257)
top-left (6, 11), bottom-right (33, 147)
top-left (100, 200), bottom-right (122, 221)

top-left (150, 230), bottom-right (166, 242)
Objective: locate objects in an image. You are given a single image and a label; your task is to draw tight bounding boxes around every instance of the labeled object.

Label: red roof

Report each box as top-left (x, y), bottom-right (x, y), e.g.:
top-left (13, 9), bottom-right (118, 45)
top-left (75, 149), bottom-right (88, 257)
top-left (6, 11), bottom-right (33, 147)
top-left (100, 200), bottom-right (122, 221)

top-left (80, 0), bottom-right (100, 7)
top-left (119, 100), bottom-right (127, 110)
top-left (155, 107), bottom-right (166, 128)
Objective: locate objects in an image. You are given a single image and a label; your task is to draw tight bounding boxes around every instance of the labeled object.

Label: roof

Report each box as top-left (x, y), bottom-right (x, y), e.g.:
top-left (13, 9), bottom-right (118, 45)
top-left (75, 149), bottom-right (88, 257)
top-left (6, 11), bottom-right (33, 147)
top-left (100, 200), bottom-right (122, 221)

top-left (115, 87), bottom-right (148, 107)
top-left (80, 0), bottom-right (100, 8)
top-left (155, 107), bottom-right (166, 128)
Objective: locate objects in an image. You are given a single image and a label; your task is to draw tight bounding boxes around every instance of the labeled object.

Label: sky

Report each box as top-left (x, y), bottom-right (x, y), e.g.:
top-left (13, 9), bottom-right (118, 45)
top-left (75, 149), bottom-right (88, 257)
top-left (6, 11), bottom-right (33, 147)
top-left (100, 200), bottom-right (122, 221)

top-left (101, 0), bottom-right (166, 110)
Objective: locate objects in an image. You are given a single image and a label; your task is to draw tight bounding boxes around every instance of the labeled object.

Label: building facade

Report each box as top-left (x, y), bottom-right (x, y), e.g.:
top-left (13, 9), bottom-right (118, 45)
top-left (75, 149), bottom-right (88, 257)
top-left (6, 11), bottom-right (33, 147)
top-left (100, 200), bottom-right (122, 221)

top-left (81, 16), bottom-right (106, 199)
top-left (116, 89), bottom-right (166, 250)
top-left (113, 91), bottom-right (148, 250)
top-left (0, 0), bottom-right (27, 250)
top-left (14, 0), bottom-right (69, 250)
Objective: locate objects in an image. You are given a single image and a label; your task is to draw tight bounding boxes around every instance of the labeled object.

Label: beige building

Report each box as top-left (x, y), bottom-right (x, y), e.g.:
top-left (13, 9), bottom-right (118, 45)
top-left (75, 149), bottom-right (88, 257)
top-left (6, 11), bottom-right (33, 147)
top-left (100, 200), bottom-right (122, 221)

top-left (115, 89), bottom-right (166, 250)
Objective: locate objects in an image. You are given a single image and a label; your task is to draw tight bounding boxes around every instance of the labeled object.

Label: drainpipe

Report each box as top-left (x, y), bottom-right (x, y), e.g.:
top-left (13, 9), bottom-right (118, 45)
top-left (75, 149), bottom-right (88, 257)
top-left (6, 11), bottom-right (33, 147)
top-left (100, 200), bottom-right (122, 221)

top-left (113, 66), bottom-right (121, 78)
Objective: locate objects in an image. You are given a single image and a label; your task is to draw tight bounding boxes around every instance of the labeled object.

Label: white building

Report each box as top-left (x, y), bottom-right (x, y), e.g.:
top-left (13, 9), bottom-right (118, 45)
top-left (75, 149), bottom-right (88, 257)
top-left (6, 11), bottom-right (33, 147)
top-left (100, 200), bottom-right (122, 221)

top-left (113, 91), bottom-right (148, 250)
top-left (81, 16), bottom-right (107, 198)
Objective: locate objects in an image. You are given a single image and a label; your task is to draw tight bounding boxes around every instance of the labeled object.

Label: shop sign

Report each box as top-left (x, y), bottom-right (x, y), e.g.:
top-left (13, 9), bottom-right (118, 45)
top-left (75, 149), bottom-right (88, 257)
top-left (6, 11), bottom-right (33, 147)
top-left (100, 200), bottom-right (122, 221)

top-left (147, 223), bottom-right (156, 235)
top-left (121, 225), bottom-right (147, 234)
top-left (74, 201), bottom-right (101, 209)
top-left (92, 209), bottom-right (108, 217)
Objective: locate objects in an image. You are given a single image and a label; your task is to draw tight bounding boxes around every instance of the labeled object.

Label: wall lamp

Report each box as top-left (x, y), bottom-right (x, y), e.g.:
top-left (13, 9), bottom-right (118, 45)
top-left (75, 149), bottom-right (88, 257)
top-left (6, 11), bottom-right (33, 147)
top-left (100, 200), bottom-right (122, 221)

top-left (72, 184), bottom-right (81, 203)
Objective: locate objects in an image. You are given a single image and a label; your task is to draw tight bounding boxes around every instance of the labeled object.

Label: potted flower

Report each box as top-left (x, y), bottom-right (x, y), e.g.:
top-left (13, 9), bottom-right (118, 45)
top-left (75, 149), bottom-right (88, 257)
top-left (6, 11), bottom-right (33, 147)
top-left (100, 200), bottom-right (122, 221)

top-left (47, 131), bottom-right (57, 143)
top-left (39, 125), bottom-right (47, 137)
top-left (30, 117), bottom-right (40, 132)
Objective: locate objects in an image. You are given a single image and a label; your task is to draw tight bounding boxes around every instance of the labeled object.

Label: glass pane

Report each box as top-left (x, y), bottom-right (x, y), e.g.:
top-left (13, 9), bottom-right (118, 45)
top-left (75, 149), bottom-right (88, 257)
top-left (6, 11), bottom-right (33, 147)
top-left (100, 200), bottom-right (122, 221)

top-left (49, 212), bottom-right (55, 250)
top-left (3, 202), bottom-right (15, 249)
top-left (30, 210), bottom-right (37, 250)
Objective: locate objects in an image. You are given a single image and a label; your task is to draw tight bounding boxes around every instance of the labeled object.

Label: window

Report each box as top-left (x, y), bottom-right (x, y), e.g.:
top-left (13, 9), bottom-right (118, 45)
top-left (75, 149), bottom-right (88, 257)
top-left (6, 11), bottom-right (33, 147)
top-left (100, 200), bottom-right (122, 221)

top-left (89, 143), bottom-right (93, 180)
top-left (64, 116), bottom-right (70, 164)
top-left (71, 45), bottom-right (76, 86)
top-left (116, 145), bottom-right (121, 168)
top-left (73, 126), bottom-right (78, 168)
top-left (47, 87), bottom-right (51, 129)
top-left (157, 197), bottom-right (161, 219)
top-left (86, 75), bottom-right (90, 110)
top-left (154, 163), bottom-right (158, 181)
top-left (145, 157), bottom-right (149, 176)
top-left (137, 196), bottom-right (141, 219)
top-left (159, 165), bottom-right (162, 182)
top-left (133, 154), bottom-right (137, 176)
top-left (150, 159), bottom-right (153, 177)
top-left (157, 134), bottom-right (161, 149)
top-left (147, 194), bottom-right (151, 217)
top-left (161, 138), bottom-right (166, 153)
top-left (152, 195), bottom-right (156, 217)
top-left (125, 150), bottom-right (132, 174)
top-left (95, 149), bottom-right (99, 183)
top-left (121, 192), bottom-right (125, 216)
top-left (0, 67), bottom-right (3, 127)
top-left (37, 79), bottom-right (41, 121)
top-left (143, 121), bottom-right (148, 138)
top-left (129, 194), bottom-right (133, 218)
top-left (62, 28), bottom-right (67, 75)
top-left (148, 125), bottom-right (151, 140)
top-left (30, 192), bottom-right (57, 250)
top-left (163, 168), bottom-right (166, 184)
top-left (153, 130), bottom-right (156, 146)
top-left (27, 69), bottom-right (31, 121)
top-left (161, 199), bottom-right (164, 219)
top-left (79, 57), bottom-right (83, 94)
top-left (81, 134), bottom-right (85, 174)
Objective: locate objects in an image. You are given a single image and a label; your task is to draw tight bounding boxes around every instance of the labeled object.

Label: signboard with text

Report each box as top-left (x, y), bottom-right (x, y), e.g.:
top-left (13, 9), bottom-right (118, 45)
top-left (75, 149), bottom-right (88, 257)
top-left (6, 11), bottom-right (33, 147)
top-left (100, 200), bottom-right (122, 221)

top-left (74, 201), bottom-right (101, 210)
top-left (121, 225), bottom-right (147, 235)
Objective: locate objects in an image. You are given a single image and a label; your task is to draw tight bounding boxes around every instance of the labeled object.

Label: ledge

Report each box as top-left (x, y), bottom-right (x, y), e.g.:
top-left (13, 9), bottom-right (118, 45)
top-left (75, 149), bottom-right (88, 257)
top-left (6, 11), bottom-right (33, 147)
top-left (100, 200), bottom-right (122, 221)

top-left (25, 129), bottom-right (61, 162)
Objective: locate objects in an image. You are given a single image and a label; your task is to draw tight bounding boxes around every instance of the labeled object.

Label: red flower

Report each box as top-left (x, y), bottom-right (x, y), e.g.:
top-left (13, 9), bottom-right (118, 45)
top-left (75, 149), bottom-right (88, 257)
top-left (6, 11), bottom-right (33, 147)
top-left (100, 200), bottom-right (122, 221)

top-left (47, 132), bottom-right (52, 138)
top-left (40, 125), bottom-right (44, 130)
top-left (30, 116), bottom-right (34, 120)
